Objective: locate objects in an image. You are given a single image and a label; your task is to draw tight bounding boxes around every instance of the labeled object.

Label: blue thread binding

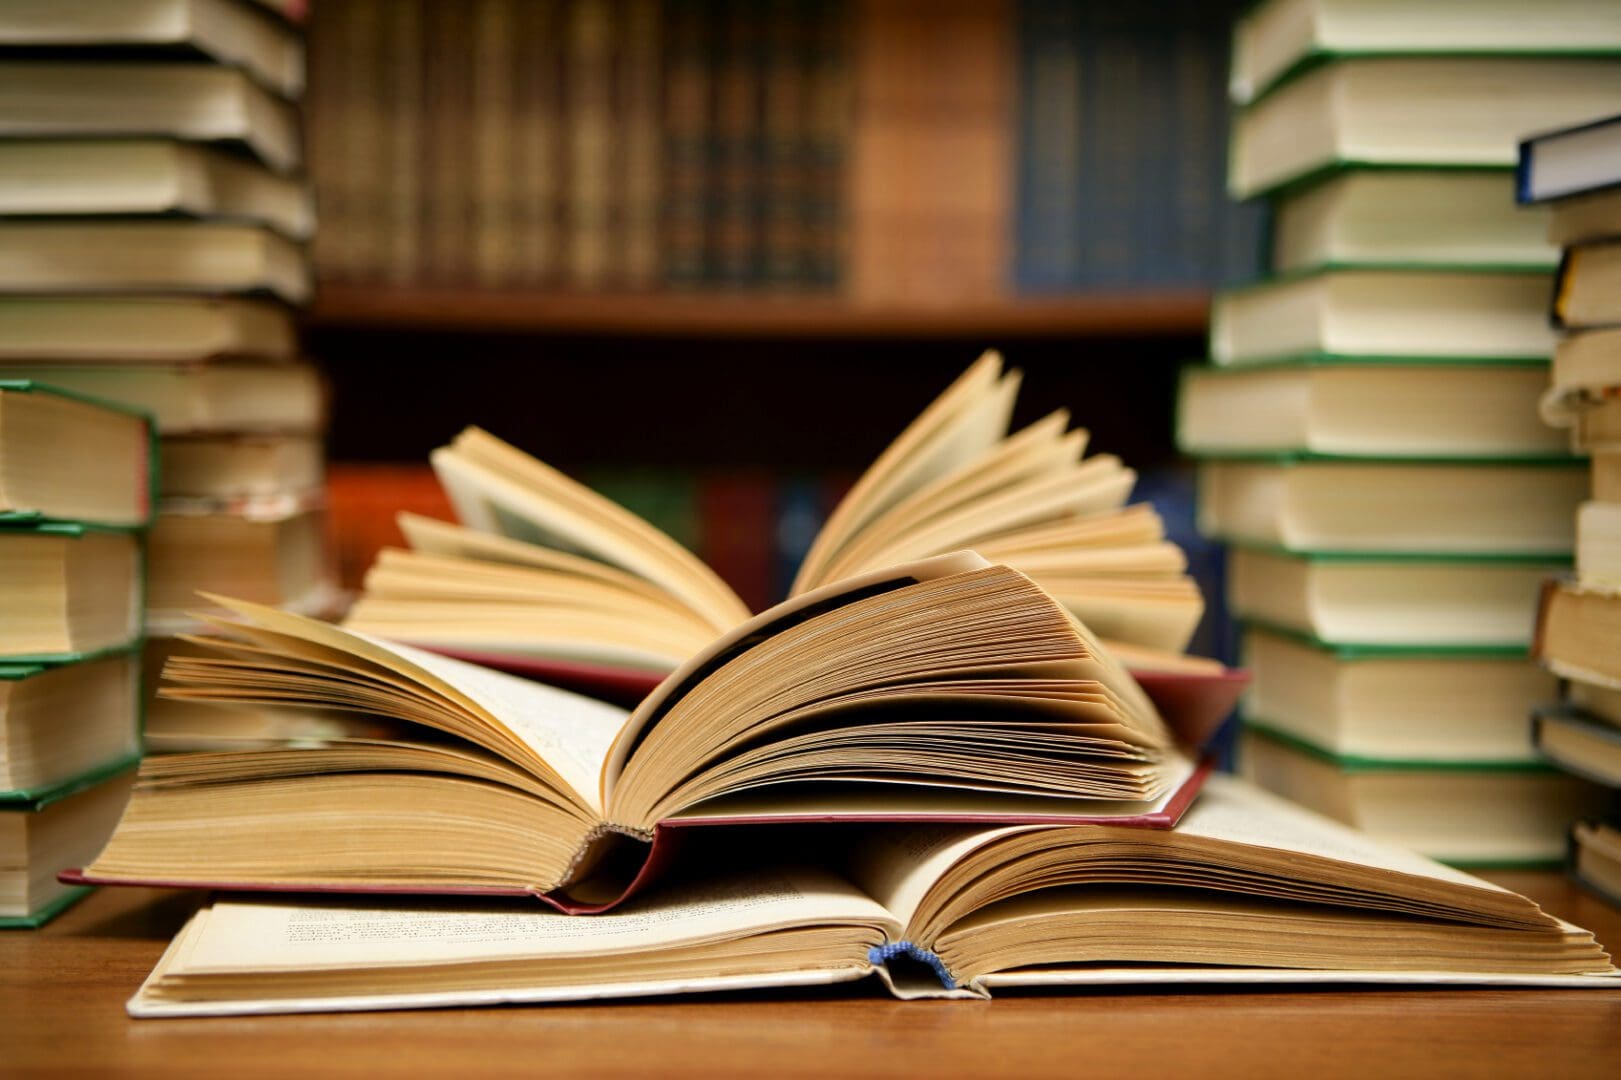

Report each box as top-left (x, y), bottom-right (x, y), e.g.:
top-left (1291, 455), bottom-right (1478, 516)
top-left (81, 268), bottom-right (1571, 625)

top-left (867, 941), bottom-right (957, 990)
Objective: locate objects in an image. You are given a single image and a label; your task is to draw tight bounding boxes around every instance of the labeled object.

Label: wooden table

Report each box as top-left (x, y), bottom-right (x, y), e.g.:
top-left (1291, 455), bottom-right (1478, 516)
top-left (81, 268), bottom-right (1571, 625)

top-left (4, 873), bottom-right (1619, 1078)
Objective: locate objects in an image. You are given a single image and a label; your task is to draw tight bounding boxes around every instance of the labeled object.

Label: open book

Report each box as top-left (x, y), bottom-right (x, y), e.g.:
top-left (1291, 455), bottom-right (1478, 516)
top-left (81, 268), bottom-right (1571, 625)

top-left (125, 775), bottom-right (1617, 1017)
top-left (338, 353), bottom-right (1239, 736)
top-left (74, 552), bottom-right (1205, 912)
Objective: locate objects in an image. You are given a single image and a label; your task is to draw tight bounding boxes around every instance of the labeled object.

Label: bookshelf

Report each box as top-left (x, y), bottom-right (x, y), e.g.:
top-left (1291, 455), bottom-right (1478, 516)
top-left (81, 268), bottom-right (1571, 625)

top-left (303, 0), bottom-right (1253, 336)
top-left (308, 285), bottom-right (1211, 338)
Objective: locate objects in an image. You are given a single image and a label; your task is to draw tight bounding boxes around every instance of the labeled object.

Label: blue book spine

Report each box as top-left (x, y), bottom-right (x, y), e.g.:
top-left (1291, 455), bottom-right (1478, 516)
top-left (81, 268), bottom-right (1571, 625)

top-left (1013, 0), bottom-right (1082, 292)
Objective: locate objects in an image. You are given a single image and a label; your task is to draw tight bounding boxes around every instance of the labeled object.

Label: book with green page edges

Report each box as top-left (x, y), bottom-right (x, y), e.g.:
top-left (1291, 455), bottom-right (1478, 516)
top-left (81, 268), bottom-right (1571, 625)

top-left (1239, 724), bottom-right (1610, 868)
top-left (1177, 360), bottom-right (1566, 459)
top-left (1229, 54), bottom-right (1621, 198)
top-left (1229, 0), bottom-right (1621, 106)
top-left (0, 380), bottom-right (157, 530)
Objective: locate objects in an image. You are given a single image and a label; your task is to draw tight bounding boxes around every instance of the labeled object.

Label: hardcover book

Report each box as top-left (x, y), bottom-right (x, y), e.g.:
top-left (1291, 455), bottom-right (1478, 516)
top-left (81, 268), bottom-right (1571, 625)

top-left (74, 553), bottom-right (1207, 912)
top-left (122, 775), bottom-right (1618, 1016)
top-left (1178, 361), bottom-right (1564, 458)
top-left (1240, 726), bottom-right (1609, 867)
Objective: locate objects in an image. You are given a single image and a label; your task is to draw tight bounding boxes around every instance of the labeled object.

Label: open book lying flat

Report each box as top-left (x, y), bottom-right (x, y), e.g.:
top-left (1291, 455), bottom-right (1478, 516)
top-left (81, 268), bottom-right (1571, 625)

top-left (125, 775), bottom-right (1617, 1017)
top-left (71, 552), bottom-right (1205, 912)
top-left (336, 352), bottom-right (1243, 739)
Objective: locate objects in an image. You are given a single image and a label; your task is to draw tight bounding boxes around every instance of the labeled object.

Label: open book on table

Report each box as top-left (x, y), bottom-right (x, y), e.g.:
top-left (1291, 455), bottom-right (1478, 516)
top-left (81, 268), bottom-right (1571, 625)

top-left (335, 352), bottom-right (1246, 744)
top-left (125, 775), bottom-right (1618, 1017)
top-left (72, 551), bottom-right (1208, 912)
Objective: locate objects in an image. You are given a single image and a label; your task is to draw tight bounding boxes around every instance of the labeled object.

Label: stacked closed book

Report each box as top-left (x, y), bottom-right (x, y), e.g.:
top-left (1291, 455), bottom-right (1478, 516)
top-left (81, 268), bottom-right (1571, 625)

top-left (0, 382), bottom-right (149, 927)
top-left (1177, 0), bottom-right (1621, 866)
top-left (1520, 112), bottom-right (1621, 903)
top-left (0, 0), bottom-right (339, 752)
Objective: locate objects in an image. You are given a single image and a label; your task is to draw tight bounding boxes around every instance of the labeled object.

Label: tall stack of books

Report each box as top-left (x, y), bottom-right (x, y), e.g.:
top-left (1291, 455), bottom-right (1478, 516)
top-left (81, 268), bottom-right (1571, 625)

top-left (0, 384), bottom-right (150, 927)
top-left (1519, 113), bottom-right (1621, 903)
top-left (1178, 0), bottom-right (1621, 866)
top-left (0, 0), bottom-right (337, 751)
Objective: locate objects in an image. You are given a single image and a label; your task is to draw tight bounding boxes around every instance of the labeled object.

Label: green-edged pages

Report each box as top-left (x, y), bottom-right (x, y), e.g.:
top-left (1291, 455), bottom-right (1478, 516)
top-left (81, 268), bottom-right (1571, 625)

top-left (1230, 0), bottom-right (1621, 105)
top-left (1269, 170), bottom-right (1553, 273)
top-left (1225, 547), bottom-right (1562, 647)
top-left (1178, 363), bottom-right (1564, 458)
top-left (0, 140), bottom-right (314, 240)
top-left (1196, 459), bottom-right (1585, 555)
top-left (1239, 728), bottom-right (1607, 867)
top-left (1, 651), bottom-right (141, 796)
top-left (83, 552), bottom-right (1195, 904)
top-left (1241, 627), bottom-right (1556, 763)
top-left (0, 525), bottom-right (142, 660)
top-left (0, 380), bottom-right (153, 527)
top-left (2, 766), bottom-right (135, 924)
top-left (1209, 269), bottom-right (1556, 366)
top-left (125, 775), bottom-right (1616, 1016)
top-left (1230, 56), bottom-right (1621, 197)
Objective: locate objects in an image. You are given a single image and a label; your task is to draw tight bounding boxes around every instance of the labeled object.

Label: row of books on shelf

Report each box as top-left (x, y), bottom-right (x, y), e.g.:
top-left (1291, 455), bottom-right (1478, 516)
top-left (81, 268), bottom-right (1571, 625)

top-left (308, 0), bottom-right (849, 291)
top-left (1177, 0), bottom-right (1621, 897)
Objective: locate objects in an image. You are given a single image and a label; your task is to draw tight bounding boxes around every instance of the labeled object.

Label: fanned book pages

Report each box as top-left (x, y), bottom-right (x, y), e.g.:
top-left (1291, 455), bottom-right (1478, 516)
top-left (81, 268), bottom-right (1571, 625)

top-left (339, 352), bottom-right (1243, 738)
top-left (72, 551), bottom-right (1207, 912)
top-left (123, 776), bottom-right (1617, 1017)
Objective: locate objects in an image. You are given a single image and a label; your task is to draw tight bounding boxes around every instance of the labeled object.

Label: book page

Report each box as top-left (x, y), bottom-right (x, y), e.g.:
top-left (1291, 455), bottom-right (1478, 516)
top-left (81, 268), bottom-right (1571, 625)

top-left (178, 867), bottom-right (899, 972)
top-left (197, 596), bottom-right (628, 814)
top-left (1178, 773), bottom-right (1527, 896)
top-left (792, 352), bottom-right (1015, 593)
top-left (600, 550), bottom-right (993, 793)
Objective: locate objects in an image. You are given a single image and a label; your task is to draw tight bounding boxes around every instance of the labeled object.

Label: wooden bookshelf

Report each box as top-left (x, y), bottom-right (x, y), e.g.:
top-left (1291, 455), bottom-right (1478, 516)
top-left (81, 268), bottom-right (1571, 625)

top-left (307, 285), bottom-right (1211, 338)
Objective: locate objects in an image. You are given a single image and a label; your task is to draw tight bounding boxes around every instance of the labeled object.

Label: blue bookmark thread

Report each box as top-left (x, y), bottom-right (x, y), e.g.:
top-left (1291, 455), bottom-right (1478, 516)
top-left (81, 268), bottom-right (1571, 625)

top-left (868, 941), bottom-right (957, 990)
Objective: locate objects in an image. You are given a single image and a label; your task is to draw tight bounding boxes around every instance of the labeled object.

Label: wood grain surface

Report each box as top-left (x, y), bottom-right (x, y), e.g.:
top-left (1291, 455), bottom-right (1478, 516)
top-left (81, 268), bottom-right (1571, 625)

top-left (3, 872), bottom-right (1618, 1078)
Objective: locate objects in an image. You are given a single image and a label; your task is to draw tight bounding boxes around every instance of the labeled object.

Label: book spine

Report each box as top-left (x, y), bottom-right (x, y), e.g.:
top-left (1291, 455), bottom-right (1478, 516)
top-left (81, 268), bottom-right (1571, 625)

top-left (383, 0), bottom-right (424, 286)
top-left (1013, 0), bottom-right (1080, 292)
top-left (802, 0), bottom-right (848, 290)
top-left (697, 469), bottom-right (776, 613)
top-left (515, 0), bottom-right (563, 287)
top-left (711, 0), bottom-right (764, 287)
top-left (760, 0), bottom-right (809, 289)
top-left (661, 0), bottom-right (713, 288)
top-left (621, 0), bottom-right (663, 289)
top-left (566, 0), bottom-right (614, 289)
top-left (425, 1), bottom-right (471, 284)
top-left (471, 0), bottom-right (517, 287)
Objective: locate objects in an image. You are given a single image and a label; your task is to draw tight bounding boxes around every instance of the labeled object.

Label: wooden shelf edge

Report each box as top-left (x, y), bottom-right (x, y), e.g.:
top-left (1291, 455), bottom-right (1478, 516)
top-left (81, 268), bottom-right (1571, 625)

top-left (306, 286), bottom-right (1212, 338)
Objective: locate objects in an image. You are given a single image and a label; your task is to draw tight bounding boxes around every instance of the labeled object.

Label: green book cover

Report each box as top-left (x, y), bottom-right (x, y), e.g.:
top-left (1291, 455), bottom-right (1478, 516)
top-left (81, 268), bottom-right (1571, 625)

top-left (0, 522), bottom-right (146, 664)
top-left (0, 885), bottom-right (93, 930)
top-left (1220, 539), bottom-right (1575, 565)
top-left (1242, 720), bottom-right (1555, 773)
top-left (1216, 262), bottom-right (1557, 298)
top-left (1243, 48), bottom-right (1621, 113)
top-left (1238, 618), bottom-right (1535, 660)
top-left (0, 379), bottom-right (158, 531)
top-left (0, 752), bottom-right (141, 809)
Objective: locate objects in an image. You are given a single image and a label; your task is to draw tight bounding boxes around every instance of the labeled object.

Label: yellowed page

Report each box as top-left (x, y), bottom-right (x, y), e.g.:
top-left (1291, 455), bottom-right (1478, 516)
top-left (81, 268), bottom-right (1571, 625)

top-left (177, 868), bottom-right (896, 973)
top-left (791, 352), bottom-right (1015, 593)
top-left (194, 596), bottom-right (628, 815)
top-left (432, 431), bottom-right (748, 633)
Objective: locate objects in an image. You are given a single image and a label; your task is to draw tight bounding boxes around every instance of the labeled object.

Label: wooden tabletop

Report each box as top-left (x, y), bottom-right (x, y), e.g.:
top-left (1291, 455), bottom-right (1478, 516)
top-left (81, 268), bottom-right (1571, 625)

top-left (4, 872), bottom-right (1619, 1078)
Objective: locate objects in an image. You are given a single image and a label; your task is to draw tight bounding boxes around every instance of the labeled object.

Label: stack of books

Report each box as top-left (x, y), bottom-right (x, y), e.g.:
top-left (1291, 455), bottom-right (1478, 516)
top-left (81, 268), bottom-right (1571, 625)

top-left (1519, 113), bottom-right (1621, 904)
top-left (0, 0), bottom-right (338, 750)
top-left (59, 358), bottom-right (1621, 1011)
top-left (0, 383), bottom-right (149, 927)
top-left (1178, 0), bottom-right (1621, 866)
top-left (308, 0), bottom-right (851, 292)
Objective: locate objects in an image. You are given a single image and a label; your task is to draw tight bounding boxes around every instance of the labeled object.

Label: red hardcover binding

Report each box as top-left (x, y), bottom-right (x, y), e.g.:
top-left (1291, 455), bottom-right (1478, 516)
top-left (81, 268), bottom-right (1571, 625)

top-left (417, 646), bottom-right (1250, 751)
top-left (59, 761), bottom-right (1212, 914)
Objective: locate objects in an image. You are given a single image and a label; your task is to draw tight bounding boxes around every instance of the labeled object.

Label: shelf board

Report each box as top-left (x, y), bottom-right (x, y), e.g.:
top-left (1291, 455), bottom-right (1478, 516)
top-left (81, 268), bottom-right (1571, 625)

top-left (306, 286), bottom-right (1211, 338)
